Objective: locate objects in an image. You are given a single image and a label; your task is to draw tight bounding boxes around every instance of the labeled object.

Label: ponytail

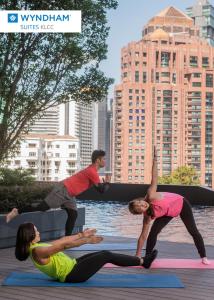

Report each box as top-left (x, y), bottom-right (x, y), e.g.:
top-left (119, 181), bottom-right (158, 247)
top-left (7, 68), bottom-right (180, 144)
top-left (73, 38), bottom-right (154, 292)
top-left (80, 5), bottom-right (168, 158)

top-left (15, 223), bottom-right (35, 261)
top-left (146, 204), bottom-right (155, 218)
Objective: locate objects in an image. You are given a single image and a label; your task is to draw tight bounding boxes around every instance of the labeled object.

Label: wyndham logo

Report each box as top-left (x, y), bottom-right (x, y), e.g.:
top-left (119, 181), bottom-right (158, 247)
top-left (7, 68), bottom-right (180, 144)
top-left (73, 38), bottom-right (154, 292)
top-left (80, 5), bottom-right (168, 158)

top-left (8, 13), bottom-right (18, 23)
top-left (20, 14), bottom-right (71, 22)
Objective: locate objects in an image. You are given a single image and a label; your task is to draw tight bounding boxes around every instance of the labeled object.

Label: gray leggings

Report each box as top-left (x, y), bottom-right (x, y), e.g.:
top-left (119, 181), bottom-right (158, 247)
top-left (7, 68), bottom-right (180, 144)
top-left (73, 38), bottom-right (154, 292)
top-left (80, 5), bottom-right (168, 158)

top-left (18, 200), bottom-right (77, 236)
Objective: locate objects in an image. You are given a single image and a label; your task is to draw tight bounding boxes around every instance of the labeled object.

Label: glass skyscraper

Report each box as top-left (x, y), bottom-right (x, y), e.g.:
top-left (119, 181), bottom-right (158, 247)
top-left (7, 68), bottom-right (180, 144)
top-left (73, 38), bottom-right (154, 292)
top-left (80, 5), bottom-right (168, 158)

top-left (186, 0), bottom-right (214, 46)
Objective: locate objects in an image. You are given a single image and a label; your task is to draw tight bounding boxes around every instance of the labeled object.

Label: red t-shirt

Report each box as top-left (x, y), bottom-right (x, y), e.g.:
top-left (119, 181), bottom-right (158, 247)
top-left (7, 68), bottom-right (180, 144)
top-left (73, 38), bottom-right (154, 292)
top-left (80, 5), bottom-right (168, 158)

top-left (63, 164), bottom-right (100, 196)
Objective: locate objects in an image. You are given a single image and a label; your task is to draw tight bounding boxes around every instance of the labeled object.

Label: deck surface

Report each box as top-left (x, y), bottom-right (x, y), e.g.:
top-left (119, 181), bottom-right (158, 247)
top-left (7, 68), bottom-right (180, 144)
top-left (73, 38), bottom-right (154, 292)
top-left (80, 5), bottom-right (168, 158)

top-left (1, 236), bottom-right (214, 300)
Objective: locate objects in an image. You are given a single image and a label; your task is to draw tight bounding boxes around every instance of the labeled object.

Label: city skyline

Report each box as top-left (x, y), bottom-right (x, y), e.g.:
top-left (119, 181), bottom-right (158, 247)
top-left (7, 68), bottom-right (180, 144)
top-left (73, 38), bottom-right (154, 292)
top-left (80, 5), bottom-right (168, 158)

top-left (100, 0), bottom-right (214, 98)
top-left (113, 4), bottom-right (214, 187)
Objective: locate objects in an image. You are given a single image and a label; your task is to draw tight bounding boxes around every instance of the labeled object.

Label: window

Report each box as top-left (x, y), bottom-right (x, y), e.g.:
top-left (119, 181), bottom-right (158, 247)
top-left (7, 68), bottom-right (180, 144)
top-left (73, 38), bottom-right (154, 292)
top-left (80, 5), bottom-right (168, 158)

top-left (28, 143), bottom-right (36, 148)
top-left (143, 72), bottom-right (147, 83)
top-left (192, 82), bottom-right (201, 87)
top-left (190, 56), bottom-right (198, 67)
top-left (161, 72), bottom-right (170, 77)
top-left (202, 57), bottom-right (209, 67)
top-left (69, 144), bottom-right (75, 149)
top-left (193, 73), bottom-right (201, 78)
top-left (206, 92), bottom-right (213, 108)
top-left (206, 74), bottom-right (213, 87)
top-left (156, 72), bottom-right (159, 83)
top-left (29, 152), bottom-right (36, 157)
top-left (161, 52), bottom-right (170, 67)
top-left (172, 73), bottom-right (176, 84)
top-left (135, 71), bottom-right (139, 82)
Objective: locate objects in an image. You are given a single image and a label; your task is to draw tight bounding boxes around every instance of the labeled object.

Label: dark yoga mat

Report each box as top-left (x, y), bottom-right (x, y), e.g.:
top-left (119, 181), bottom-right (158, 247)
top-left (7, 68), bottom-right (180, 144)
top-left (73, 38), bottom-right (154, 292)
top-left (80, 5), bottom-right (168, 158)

top-left (66, 243), bottom-right (136, 251)
top-left (2, 272), bottom-right (184, 288)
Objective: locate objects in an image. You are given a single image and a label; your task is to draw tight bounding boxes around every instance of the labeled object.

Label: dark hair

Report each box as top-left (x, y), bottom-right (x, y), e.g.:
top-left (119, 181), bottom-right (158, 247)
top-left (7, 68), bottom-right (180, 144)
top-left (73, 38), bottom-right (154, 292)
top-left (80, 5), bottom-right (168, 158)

top-left (128, 199), bottom-right (155, 218)
top-left (128, 200), bottom-right (142, 215)
top-left (15, 223), bottom-right (36, 261)
top-left (91, 150), bottom-right (105, 163)
top-left (146, 205), bottom-right (154, 218)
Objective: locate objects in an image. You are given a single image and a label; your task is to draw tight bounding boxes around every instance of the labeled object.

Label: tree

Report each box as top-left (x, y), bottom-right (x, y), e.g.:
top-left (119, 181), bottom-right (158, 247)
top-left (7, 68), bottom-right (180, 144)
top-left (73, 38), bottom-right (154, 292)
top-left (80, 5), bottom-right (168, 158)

top-left (158, 165), bottom-right (200, 185)
top-left (0, 0), bottom-right (118, 163)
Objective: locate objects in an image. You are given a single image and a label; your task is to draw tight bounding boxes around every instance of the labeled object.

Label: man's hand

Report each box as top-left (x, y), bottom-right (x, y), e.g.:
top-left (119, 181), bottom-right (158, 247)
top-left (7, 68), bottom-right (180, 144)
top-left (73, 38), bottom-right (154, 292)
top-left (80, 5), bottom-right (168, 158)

top-left (103, 174), bottom-right (111, 183)
top-left (82, 228), bottom-right (96, 238)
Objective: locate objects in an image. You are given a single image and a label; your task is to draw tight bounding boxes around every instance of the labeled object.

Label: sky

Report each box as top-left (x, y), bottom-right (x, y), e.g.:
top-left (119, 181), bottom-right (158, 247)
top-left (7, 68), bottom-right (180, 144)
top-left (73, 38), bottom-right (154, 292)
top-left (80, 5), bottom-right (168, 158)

top-left (100, 0), bottom-right (214, 99)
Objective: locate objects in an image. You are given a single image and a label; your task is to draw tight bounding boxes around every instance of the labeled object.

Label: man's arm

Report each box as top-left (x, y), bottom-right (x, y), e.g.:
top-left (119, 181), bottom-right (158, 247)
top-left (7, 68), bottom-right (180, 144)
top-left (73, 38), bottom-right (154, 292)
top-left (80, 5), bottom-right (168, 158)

top-left (136, 215), bottom-right (151, 257)
top-left (94, 181), bottom-right (110, 193)
top-left (146, 146), bottom-right (158, 200)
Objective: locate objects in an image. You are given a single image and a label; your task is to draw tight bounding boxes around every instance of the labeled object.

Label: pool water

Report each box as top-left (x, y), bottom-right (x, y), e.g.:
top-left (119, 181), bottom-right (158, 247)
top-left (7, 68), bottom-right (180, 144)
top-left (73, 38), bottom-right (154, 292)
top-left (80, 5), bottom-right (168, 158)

top-left (77, 200), bottom-right (214, 246)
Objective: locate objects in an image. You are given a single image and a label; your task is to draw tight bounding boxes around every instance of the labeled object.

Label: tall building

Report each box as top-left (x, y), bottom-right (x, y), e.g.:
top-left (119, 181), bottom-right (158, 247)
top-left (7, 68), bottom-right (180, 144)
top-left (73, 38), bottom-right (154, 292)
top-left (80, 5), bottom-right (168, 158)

top-left (186, 0), bottom-right (214, 46)
top-left (6, 134), bottom-right (79, 181)
top-left (106, 99), bottom-right (113, 173)
top-left (29, 106), bottom-right (60, 135)
top-left (62, 101), bottom-right (98, 169)
top-left (97, 99), bottom-right (107, 152)
top-left (113, 6), bottom-right (214, 187)
top-left (97, 98), bottom-right (113, 173)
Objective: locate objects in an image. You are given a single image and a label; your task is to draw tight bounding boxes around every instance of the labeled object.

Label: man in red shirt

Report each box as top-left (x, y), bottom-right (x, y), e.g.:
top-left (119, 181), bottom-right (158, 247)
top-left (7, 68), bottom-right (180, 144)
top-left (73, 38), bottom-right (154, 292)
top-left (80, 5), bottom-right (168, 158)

top-left (6, 150), bottom-right (110, 235)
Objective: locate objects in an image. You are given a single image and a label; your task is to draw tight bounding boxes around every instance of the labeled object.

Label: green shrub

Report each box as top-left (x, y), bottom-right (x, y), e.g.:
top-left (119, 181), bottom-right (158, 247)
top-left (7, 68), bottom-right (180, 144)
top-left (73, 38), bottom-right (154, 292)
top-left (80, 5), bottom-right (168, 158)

top-left (0, 168), bottom-right (35, 186)
top-left (0, 183), bottom-right (54, 213)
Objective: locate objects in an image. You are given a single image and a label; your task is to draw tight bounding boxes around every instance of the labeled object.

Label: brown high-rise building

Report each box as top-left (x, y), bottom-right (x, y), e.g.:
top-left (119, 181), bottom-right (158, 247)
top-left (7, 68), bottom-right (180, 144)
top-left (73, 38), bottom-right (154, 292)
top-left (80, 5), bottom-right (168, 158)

top-left (113, 6), bottom-right (214, 187)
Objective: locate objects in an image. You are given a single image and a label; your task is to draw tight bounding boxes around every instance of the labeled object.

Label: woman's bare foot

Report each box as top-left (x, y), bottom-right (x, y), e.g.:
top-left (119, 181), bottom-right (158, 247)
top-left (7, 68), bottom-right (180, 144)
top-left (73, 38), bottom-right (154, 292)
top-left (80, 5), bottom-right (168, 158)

top-left (6, 208), bottom-right (19, 223)
top-left (202, 257), bottom-right (210, 265)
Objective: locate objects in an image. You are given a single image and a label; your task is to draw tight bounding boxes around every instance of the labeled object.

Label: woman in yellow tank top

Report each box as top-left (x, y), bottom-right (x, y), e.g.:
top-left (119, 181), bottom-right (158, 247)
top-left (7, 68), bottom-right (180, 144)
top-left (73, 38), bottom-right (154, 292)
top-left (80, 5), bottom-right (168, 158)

top-left (15, 223), bottom-right (157, 283)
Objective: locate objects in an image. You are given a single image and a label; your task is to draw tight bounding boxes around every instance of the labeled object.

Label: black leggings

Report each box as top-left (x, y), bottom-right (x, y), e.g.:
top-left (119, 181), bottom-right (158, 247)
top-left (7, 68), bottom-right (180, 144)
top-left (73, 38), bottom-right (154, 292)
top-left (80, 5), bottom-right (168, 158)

top-left (146, 198), bottom-right (206, 258)
top-left (65, 250), bottom-right (140, 283)
top-left (18, 201), bottom-right (77, 236)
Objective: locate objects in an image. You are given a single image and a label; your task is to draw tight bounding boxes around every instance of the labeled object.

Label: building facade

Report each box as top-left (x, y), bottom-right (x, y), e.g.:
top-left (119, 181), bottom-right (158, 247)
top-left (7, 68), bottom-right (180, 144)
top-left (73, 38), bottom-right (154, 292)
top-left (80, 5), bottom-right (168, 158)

top-left (6, 134), bottom-right (79, 181)
top-left (29, 106), bottom-right (60, 135)
top-left (113, 6), bottom-right (214, 187)
top-left (186, 0), bottom-right (214, 46)
top-left (61, 101), bottom-right (98, 169)
top-left (106, 99), bottom-right (114, 173)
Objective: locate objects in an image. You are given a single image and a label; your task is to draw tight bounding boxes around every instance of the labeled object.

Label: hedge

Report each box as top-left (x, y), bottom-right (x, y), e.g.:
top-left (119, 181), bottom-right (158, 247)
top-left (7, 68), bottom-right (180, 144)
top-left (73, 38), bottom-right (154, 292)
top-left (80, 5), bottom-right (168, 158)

top-left (0, 183), bottom-right (54, 213)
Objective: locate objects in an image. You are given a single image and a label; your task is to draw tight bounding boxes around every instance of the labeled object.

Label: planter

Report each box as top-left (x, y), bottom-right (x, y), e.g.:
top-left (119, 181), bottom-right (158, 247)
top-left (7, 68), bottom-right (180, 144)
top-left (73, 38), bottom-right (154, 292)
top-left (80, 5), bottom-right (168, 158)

top-left (0, 207), bottom-right (85, 249)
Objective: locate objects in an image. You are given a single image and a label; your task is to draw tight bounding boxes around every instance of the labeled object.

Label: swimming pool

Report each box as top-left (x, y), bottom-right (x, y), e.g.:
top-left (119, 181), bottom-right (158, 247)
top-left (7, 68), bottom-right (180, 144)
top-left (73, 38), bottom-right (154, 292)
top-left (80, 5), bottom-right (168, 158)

top-left (77, 200), bottom-right (214, 246)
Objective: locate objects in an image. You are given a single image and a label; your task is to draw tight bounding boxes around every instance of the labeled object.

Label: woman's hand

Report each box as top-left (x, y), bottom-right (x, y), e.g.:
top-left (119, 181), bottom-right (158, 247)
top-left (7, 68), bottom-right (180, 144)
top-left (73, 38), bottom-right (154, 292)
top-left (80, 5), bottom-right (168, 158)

top-left (88, 235), bottom-right (103, 244)
top-left (82, 228), bottom-right (96, 238)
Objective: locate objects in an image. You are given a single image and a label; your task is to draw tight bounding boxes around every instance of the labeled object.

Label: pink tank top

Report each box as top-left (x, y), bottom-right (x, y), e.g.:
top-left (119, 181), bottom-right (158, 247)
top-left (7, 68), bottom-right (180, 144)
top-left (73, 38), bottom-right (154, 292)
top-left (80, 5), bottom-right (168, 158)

top-left (151, 192), bottom-right (184, 219)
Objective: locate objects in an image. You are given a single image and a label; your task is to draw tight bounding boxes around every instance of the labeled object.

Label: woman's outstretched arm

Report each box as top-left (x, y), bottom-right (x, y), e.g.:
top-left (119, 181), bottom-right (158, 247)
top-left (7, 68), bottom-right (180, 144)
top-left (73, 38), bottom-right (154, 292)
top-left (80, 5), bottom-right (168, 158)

top-left (136, 215), bottom-right (151, 257)
top-left (33, 229), bottom-right (103, 259)
top-left (146, 146), bottom-right (158, 201)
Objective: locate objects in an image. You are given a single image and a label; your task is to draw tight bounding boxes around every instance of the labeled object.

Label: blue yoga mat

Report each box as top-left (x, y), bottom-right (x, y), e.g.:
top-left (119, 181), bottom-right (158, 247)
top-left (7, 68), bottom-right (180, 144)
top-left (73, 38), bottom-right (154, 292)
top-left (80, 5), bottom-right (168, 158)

top-left (66, 243), bottom-right (136, 251)
top-left (2, 272), bottom-right (184, 288)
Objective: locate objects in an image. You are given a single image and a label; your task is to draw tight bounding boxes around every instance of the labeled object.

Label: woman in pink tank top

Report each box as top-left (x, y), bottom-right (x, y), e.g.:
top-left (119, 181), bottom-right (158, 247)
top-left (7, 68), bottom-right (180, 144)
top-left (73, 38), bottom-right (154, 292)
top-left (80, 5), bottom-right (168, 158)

top-left (128, 147), bottom-right (209, 267)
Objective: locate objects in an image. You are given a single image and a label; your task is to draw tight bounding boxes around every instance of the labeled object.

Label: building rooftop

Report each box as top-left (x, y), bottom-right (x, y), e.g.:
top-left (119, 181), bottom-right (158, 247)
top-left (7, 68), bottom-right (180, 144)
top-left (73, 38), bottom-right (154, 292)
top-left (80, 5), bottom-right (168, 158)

top-left (157, 6), bottom-right (192, 20)
top-left (21, 134), bottom-right (78, 141)
top-left (149, 28), bottom-right (170, 40)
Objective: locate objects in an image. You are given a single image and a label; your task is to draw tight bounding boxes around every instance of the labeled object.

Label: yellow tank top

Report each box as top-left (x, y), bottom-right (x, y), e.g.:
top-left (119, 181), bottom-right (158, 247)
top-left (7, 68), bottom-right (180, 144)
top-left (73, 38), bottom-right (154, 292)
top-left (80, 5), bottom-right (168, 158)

top-left (29, 242), bottom-right (76, 282)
